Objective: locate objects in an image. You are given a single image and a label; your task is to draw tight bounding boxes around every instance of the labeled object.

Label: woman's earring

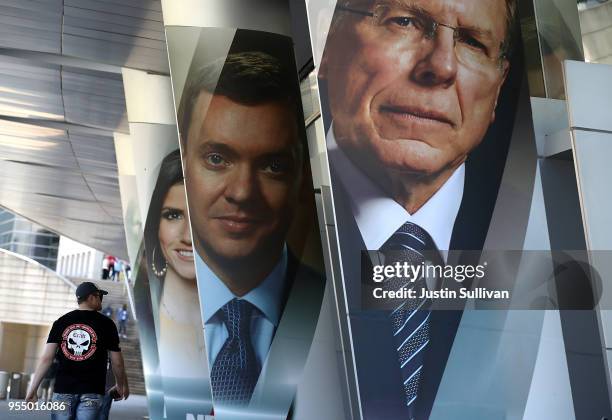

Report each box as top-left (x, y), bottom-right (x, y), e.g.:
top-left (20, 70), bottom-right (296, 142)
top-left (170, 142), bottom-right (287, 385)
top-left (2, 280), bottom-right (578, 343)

top-left (151, 247), bottom-right (167, 277)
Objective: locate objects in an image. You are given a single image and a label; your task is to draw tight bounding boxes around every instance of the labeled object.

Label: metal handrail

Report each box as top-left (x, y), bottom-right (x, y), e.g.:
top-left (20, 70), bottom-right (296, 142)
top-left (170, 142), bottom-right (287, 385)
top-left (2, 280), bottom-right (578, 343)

top-left (121, 267), bottom-right (138, 321)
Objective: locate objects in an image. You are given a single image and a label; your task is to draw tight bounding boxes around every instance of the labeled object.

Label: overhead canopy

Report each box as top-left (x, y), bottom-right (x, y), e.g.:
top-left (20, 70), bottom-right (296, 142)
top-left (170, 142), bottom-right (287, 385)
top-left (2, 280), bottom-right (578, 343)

top-left (0, 0), bottom-right (168, 260)
top-left (0, 118), bottom-right (126, 257)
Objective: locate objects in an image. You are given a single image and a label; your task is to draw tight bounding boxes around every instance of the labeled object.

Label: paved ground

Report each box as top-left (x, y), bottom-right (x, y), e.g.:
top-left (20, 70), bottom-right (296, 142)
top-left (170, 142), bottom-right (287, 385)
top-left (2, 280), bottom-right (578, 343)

top-left (0, 396), bottom-right (149, 419)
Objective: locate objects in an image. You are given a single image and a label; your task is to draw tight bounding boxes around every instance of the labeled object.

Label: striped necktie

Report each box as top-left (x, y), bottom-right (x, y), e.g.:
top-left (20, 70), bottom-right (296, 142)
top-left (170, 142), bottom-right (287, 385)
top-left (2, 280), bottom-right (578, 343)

top-left (380, 222), bottom-right (443, 413)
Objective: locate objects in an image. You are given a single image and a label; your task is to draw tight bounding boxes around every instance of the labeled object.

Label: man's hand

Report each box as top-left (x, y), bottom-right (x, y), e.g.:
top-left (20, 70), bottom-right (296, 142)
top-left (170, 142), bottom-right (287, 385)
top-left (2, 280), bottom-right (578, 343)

top-left (107, 385), bottom-right (122, 401)
top-left (26, 343), bottom-right (57, 405)
top-left (25, 391), bottom-right (38, 403)
top-left (109, 351), bottom-right (129, 401)
top-left (116, 382), bottom-right (130, 400)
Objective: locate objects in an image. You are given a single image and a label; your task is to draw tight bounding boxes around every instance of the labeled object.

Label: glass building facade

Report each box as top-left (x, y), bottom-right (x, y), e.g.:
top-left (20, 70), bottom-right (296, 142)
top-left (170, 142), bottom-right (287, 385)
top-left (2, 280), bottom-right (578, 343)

top-left (0, 209), bottom-right (59, 270)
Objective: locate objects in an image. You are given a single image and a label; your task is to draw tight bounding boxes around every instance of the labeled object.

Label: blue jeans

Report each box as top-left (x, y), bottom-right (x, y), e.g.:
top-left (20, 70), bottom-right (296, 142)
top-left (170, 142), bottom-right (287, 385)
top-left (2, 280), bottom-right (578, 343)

top-left (51, 393), bottom-right (103, 420)
top-left (97, 393), bottom-right (113, 420)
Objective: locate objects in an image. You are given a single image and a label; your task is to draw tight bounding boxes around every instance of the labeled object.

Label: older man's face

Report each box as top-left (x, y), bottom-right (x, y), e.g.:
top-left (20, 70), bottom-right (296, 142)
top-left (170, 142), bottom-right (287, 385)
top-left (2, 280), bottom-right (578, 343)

top-left (321, 0), bottom-right (509, 178)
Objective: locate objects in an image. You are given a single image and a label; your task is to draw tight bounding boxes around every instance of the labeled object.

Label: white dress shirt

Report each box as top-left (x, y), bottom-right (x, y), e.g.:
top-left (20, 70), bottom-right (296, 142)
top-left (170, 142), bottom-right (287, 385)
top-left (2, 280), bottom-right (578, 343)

top-left (196, 248), bottom-right (288, 367)
top-left (327, 127), bottom-right (465, 253)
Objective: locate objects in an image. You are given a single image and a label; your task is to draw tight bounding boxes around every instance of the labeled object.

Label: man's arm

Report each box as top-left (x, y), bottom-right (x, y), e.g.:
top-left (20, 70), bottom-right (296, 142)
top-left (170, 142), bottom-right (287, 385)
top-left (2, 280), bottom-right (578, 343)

top-left (25, 343), bottom-right (58, 402)
top-left (109, 350), bottom-right (129, 400)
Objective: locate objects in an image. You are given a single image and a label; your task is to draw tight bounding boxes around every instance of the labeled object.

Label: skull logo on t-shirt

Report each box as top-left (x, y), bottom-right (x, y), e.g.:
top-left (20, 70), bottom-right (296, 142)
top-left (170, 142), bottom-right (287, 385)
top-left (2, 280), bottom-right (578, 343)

top-left (61, 324), bottom-right (98, 361)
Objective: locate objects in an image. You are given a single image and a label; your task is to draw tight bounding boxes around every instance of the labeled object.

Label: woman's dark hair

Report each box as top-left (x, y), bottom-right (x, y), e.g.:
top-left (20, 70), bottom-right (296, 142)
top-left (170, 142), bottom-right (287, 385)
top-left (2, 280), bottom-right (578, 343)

top-left (144, 149), bottom-right (184, 279)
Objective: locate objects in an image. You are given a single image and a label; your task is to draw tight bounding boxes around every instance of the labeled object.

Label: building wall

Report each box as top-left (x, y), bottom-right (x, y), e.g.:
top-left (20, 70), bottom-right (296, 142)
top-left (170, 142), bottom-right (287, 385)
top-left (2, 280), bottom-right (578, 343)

top-left (0, 249), bottom-right (75, 376)
top-left (0, 250), bottom-right (76, 326)
top-left (0, 322), bottom-right (54, 374)
top-left (0, 322), bottom-right (28, 373)
top-left (23, 325), bottom-right (51, 373)
top-left (56, 236), bottom-right (105, 280)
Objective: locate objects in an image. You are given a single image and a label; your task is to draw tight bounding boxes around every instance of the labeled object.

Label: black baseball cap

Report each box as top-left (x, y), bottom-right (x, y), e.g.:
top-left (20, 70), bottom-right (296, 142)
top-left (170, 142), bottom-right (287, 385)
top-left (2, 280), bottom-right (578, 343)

top-left (76, 282), bottom-right (108, 300)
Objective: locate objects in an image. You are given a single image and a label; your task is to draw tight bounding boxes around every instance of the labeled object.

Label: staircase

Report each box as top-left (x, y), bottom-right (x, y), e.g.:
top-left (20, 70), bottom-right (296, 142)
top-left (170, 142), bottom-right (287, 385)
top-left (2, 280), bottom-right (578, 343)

top-left (69, 278), bottom-right (146, 395)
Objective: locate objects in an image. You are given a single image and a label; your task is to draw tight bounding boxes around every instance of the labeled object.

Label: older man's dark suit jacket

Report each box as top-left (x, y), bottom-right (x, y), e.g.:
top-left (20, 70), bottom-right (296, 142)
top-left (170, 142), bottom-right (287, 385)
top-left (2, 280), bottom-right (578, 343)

top-left (329, 154), bottom-right (504, 419)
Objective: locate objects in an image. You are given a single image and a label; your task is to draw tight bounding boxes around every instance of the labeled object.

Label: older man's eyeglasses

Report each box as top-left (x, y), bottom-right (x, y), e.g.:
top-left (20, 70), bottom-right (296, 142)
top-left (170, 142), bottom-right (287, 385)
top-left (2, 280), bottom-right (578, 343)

top-left (337, 2), bottom-right (508, 71)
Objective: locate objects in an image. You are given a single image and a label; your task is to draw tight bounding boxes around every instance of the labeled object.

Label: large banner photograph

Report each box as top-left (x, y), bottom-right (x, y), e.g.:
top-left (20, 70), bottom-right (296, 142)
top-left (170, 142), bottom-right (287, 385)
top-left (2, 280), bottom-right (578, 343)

top-left (115, 70), bottom-right (212, 419)
top-left (166, 27), bottom-right (329, 419)
top-left (143, 148), bottom-right (211, 418)
top-left (125, 136), bottom-right (211, 418)
top-left (304, 0), bottom-right (580, 418)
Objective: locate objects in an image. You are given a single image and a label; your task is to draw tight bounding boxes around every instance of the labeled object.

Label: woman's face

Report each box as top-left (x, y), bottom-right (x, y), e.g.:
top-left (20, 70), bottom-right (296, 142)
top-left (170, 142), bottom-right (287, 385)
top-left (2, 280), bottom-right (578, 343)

top-left (158, 183), bottom-right (196, 281)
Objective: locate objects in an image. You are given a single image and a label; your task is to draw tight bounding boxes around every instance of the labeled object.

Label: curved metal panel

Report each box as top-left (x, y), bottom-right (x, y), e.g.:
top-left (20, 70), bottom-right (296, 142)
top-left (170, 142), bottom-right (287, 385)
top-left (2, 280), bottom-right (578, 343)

top-left (0, 118), bottom-right (127, 259)
top-left (161, 0), bottom-right (291, 36)
top-left (0, 0), bottom-right (62, 54)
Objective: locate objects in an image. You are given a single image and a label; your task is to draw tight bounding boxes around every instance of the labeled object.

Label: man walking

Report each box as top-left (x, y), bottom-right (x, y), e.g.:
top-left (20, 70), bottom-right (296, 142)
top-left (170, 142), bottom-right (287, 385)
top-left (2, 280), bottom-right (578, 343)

top-left (26, 281), bottom-right (129, 420)
top-left (113, 260), bottom-right (123, 282)
top-left (101, 257), bottom-right (109, 280)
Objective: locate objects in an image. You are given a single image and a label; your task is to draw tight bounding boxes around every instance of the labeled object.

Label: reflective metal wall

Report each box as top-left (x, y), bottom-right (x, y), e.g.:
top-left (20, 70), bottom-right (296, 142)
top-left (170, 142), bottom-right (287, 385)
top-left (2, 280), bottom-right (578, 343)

top-left (520, 0), bottom-right (584, 98)
top-left (579, 1), bottom-right (612, 64)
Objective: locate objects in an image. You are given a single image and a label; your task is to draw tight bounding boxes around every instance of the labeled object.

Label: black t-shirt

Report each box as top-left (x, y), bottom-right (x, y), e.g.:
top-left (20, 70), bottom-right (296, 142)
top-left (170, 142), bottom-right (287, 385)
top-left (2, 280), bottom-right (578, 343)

top-left (47, 309), bottom-right (121, 395)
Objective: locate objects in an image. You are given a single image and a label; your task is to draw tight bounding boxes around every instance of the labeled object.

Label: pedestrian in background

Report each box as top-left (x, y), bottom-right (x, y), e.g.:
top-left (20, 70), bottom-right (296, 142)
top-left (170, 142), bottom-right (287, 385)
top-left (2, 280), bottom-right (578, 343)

top-left (118, 304), bottom-right (129, 339)
top-left (101, 256), bottom-right (110, 280)
top-left (102, 304), bottom-right (113, 320)
top-left (107, 256), bottom-right (116, 280)
top-left (113, 260), bottom-right (123, 282)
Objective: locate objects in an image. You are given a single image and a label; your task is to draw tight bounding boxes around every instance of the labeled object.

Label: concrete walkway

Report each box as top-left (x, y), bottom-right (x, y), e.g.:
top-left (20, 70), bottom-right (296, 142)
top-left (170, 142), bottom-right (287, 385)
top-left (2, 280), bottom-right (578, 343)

top-left (0, 396), bottom-right (149, 419)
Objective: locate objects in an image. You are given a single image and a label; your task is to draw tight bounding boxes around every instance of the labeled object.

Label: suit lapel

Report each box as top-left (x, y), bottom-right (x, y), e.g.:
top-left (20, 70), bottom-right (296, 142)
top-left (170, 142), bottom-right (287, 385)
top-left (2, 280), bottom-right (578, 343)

top-left (330, 169), bottom-right (412, 418)
top-left (414, 308), bottom-right (463, 419)
top-left (247, 254), bottom-right (325, 418)
top-left (416, 152), bottom-right (507, 418)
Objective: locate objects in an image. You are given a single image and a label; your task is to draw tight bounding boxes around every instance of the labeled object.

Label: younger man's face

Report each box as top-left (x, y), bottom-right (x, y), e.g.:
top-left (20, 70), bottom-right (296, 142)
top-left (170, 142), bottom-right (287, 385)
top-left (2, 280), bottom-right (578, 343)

top-left (183, 92), bottom-right (302, 264)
